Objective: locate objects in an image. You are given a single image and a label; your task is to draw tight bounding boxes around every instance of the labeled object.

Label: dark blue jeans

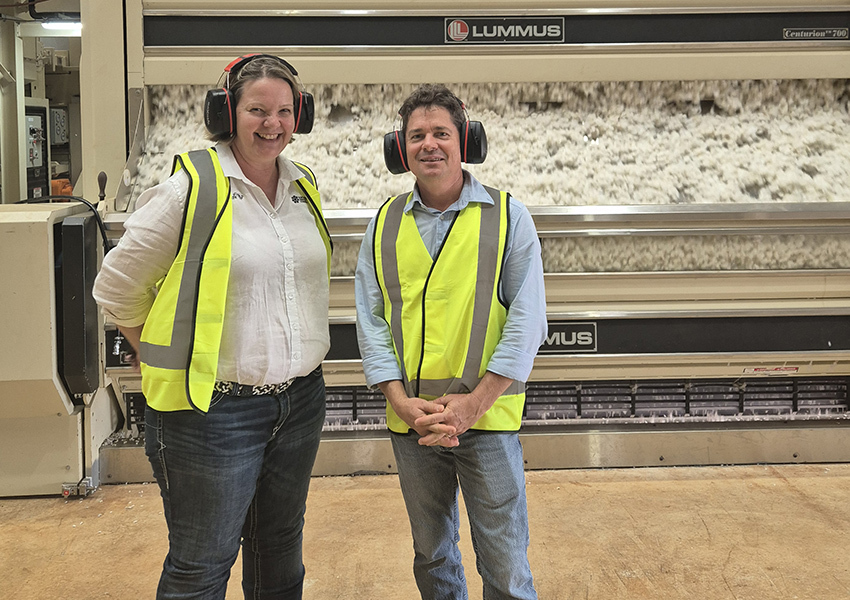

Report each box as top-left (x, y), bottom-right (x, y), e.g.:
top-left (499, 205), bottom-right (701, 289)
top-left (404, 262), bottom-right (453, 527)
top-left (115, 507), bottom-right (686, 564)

top-left (145, 367), bottom-right (326, 600)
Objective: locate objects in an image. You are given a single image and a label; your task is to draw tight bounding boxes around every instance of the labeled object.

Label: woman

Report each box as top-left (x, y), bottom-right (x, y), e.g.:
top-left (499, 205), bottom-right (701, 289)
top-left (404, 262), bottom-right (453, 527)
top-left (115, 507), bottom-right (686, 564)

top-left (93, 55), bottom-right (332, 599)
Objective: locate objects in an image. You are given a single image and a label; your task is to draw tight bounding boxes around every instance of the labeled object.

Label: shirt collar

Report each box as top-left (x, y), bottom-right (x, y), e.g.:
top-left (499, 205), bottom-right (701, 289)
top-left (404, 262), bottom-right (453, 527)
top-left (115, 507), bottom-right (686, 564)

top-left (404, 170), bottom-right (494, 214)
top-left (214, 142), bottom-right (304, 184)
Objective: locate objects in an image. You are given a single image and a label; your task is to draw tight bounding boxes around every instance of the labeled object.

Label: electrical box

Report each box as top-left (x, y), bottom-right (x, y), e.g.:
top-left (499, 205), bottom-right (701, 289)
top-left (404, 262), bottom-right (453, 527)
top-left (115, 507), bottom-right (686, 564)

top-left (51, 107), bottom-right (69, 144)
top-left (25, 99), bottom-right (51, 200)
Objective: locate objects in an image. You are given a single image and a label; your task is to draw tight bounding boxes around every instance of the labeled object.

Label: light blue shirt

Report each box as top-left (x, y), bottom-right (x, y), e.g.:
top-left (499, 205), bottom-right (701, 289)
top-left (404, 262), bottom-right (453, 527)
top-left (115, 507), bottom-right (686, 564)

top-left (354, 171), bottom-right (548, 389)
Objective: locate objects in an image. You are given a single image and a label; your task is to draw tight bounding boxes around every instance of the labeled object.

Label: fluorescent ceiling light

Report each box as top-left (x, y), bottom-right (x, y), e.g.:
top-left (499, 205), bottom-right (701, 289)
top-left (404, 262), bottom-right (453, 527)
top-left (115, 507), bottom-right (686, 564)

top-left (42, 21), bottom-right (82, 31)
top-left (20, 20), bottom-right (83, 37)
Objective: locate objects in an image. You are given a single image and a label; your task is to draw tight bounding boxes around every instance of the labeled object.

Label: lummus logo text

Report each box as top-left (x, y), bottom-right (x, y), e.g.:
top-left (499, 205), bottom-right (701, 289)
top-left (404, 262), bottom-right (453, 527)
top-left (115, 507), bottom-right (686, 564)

top-left (547, 331), bottom-right (593, 346)
top-left (445, 17), bottom-right (565, 44)
top-left (539, 322), bottom-right (597, 354)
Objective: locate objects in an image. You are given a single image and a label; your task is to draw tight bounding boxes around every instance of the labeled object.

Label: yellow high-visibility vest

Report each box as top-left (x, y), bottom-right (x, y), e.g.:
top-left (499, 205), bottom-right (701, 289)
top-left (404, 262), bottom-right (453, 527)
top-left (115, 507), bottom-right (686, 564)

top-left (139, 148), bottom-right (332, 412)
top-left (373, 187), bottom-right (526, 433)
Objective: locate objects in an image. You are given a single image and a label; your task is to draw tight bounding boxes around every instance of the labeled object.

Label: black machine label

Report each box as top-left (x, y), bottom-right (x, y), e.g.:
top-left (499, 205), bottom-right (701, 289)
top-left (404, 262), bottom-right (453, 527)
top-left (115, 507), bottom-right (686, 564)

top-left (145, 12), bottom-right (850, 48)
top-left (324, 315), bottom-right (850, 361)
top-left (539, 322), bottom-right (597, 354)
top-left (445, 17), bottom-right (565, 44)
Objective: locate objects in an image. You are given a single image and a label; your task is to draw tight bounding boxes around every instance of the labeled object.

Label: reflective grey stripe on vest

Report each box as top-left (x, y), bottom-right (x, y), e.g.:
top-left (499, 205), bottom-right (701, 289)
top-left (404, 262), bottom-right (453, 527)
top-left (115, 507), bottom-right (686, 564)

top-left (292, 162), bottom-right (317, 188)
top-left (415, 376), bottom-right (525, 397)
top-left (380, 193), bottom-right (411, 386)
top-left (382, 187), bottom-right (522, 398)
top-left (140, 150), bottom-right (224, 369)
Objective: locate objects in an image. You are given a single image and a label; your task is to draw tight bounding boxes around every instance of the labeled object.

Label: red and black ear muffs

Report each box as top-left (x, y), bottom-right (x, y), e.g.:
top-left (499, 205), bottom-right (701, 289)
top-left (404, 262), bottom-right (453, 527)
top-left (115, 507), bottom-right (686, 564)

top-left (204, 53), bottom-right (315, 137)
top-left (383, 113), bottom-right (487, 175)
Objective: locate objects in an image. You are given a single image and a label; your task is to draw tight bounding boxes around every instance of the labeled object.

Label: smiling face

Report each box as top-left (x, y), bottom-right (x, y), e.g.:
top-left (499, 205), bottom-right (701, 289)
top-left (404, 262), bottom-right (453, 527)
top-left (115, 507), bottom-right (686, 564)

top-left (231, 76), bottom-right (295, 170)
top-left (405, 105), bottom-right (463, 187)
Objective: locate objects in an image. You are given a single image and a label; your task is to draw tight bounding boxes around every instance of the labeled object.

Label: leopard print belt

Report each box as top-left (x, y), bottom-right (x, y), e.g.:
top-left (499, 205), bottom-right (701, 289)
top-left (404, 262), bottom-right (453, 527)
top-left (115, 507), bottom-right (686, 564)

top-left (213, 378), bottom-right (295, 397)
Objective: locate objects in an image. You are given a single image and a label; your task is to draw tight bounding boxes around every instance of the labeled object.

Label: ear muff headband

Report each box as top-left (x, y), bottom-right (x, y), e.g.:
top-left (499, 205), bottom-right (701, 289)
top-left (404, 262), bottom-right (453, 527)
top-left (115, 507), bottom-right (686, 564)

top-left (204, 54), bottom-right (314, 137)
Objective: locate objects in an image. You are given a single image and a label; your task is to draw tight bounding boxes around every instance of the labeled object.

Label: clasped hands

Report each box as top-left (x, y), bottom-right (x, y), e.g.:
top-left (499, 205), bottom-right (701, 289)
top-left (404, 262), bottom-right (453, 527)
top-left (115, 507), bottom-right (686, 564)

top-left (381, 376), bottom-right (506, 448)
top-left (400, 393), bottom-right (486, 447)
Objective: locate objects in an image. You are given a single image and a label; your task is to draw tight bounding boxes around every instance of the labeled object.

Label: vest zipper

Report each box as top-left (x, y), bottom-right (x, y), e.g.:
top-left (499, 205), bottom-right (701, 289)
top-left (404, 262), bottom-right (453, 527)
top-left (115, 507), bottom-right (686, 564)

top-left (414, 210), bottom-right (460, 398)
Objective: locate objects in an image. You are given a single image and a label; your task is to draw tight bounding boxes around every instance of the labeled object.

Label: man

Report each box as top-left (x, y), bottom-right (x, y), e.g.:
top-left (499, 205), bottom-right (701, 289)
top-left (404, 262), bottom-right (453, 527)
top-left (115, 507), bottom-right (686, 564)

top-left (354, 84), bottom-right (547, 600)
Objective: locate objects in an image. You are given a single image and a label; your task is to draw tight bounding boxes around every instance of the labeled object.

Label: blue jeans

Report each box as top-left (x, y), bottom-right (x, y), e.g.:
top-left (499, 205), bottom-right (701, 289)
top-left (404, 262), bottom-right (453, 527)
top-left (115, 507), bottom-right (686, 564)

top-left (391, 430), bottom-right (537, 600)
top-left (145, 367), bottom-right (326, 600)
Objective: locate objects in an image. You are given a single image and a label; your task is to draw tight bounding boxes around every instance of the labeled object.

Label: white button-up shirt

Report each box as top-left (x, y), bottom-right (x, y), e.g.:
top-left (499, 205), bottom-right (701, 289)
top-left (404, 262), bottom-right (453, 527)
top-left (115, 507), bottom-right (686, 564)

top-left (93, 143), bottom-right (330, 385)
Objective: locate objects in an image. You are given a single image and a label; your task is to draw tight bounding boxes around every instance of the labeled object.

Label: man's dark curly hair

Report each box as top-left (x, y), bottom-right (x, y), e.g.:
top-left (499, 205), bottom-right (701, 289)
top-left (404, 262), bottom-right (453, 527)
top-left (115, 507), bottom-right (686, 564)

top-left (398, 84), bottom-right (466, 138)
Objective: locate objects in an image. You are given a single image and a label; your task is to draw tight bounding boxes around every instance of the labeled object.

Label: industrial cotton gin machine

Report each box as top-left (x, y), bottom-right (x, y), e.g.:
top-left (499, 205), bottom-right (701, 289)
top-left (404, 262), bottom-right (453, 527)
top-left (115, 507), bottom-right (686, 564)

top-left (92, 0), bottom-right (850, 479)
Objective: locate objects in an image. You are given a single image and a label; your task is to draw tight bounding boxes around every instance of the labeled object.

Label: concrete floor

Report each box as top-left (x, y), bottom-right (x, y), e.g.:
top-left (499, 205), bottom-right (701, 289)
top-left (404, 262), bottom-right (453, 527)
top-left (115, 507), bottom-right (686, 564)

top-left (3, 464), bottom-right (850, 600)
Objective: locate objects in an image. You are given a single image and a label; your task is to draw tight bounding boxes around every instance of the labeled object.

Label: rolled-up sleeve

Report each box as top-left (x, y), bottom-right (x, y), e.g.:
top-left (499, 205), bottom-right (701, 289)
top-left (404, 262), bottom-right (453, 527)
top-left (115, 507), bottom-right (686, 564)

top-left (485, 198), bottom-right (547, 383)
top-left (92, 173), bottom-right (187, 327)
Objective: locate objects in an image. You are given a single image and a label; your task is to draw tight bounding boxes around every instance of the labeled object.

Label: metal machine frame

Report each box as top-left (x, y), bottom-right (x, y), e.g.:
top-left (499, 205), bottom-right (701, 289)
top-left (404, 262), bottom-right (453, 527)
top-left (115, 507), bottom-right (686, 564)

top-left (79, 1), bottom-right (850, 481)
top-left (0, 202), bottom-right (118, 497)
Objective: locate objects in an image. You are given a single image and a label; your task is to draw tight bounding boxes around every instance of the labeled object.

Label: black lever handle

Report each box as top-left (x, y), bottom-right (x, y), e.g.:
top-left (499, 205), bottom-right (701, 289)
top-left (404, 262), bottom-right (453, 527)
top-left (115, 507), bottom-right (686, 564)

top-left (97, 171), bottom-right (107, 204)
